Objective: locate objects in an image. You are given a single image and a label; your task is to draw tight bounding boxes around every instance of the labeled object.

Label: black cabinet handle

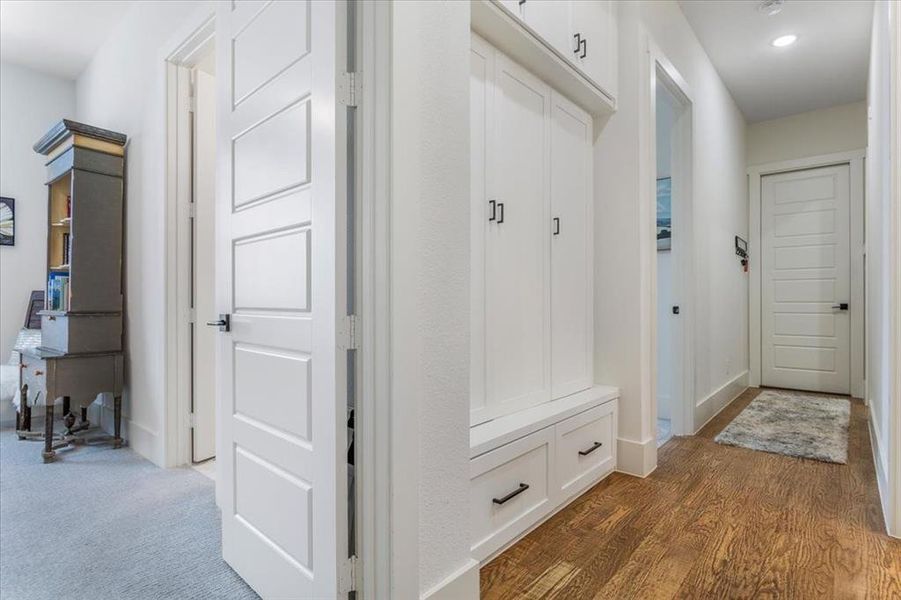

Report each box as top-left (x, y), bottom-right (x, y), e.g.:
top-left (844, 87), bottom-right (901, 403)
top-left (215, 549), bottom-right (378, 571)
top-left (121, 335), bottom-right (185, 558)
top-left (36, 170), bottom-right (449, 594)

top-left (573, 33), bottom-right (582, 54)
top-left (578, 441), bottom-right (603, 456)
top-left (580, 38), bottom-right (587, 59)
top-left (553, 217), bottom-right (560, 235)
top-left (492, 483), bottom-right (529, 505)
top-left (489, 200), bottom-right (496, 222)
top-left (497, 202), bottom-right (505, 224)
top-left (831, 303), bottom-right (849, 310)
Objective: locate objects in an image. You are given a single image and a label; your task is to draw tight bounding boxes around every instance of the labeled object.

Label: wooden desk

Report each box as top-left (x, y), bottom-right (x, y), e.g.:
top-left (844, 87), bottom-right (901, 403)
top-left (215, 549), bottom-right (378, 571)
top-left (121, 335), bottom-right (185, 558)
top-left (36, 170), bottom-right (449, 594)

top-left (17, 347), bottom-right (124, 462)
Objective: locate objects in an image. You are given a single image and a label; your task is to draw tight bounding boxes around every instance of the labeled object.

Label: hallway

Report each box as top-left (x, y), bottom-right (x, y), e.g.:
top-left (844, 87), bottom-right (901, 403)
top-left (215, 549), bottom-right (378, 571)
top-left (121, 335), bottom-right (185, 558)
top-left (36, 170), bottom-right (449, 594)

top-left (480, 388), bottom-right (901, 598)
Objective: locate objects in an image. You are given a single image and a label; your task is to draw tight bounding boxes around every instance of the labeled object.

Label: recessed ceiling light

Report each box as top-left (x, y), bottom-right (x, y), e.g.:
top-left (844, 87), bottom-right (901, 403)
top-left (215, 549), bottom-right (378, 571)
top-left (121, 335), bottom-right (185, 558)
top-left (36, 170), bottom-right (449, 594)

top-left (772, 34), bottom-right (798, 47)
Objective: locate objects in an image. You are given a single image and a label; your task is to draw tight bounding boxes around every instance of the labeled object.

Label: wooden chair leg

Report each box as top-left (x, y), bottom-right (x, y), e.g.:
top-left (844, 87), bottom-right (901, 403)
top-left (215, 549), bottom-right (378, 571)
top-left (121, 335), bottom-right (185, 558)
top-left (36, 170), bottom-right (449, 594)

top-left (113, 395), bottom-right (123, 449)
top-left (62, 396), bottom-right (71, 418)
top-left (81, 406), bottom-right (88, 423)
top-left (42, 404), bottom-right (55, 463)
top-left (17, 384), bottom-right (29, 439)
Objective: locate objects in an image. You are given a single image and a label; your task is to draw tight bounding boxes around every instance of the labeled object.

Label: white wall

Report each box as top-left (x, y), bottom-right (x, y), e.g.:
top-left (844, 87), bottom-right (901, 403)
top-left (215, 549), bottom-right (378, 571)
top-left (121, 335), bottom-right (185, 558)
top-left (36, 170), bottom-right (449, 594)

top-left (74, 0), bottom-right (205, 464)
top-left (389, 2), bottom-right (476, 598)
top-left (747, 101), bottom-right (868, 165)
top-left (0, 62), bottom-right (75, 424)
top-left (866, 0), bottom-right (897, 536)
top-left (595, 0), bottom-right (748, 473)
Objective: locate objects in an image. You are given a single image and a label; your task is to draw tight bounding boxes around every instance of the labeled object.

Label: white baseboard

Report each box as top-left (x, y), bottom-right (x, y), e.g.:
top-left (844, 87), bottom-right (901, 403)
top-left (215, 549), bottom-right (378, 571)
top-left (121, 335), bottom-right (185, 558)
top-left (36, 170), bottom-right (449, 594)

top-left (421, 558), bottom-right (480, 600)
top-left (96, 402), bottom-right (161, 466)
top-left (616, 435), bottom-right (656, 477)
top-left (868, 411), bottom-right (895, 537)
top-left (694, 371), bottom-right (749, 433)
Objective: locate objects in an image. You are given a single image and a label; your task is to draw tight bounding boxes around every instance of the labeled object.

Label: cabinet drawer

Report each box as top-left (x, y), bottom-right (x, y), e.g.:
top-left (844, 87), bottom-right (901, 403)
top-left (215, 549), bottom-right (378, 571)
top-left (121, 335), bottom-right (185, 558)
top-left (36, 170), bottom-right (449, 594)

top-left (555, 403), bottom-right (615, 498)
top-left (41, 313), bottom-right (121, 353)
top-left (470, 427), bottom-right (554, 560)
top-left (20, 356), bottom-right (47, 402)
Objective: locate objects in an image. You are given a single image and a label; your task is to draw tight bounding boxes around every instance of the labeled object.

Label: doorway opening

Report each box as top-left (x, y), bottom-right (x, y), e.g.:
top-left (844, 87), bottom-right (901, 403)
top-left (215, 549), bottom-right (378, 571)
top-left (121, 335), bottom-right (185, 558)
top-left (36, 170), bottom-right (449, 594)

top-left (651, 53), bottom-right (694, 445)
top-left (164, 17), bottom-right (217, 472)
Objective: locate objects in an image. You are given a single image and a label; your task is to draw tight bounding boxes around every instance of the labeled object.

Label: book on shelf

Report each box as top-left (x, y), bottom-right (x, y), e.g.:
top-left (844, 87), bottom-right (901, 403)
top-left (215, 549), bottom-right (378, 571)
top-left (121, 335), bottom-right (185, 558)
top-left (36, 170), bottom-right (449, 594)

top-left (62, 232), bottom-right (70, 265)
top-left (66, 194), bottom-right (71, 218)
top-left (48, 272), bottom-right (70, 311)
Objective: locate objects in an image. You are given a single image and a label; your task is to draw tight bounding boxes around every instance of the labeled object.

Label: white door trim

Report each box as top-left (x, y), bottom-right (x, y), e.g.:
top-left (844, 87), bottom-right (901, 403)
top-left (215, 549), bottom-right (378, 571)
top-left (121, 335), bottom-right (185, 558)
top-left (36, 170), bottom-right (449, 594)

top-left (163, 10), bottom-right (216, 469)
top-left (748, 149), bottom-right (866, 398)
top-left (358, 0), bottom-right (393, 596)
top-left (645, 39), bottom-right (696, 444)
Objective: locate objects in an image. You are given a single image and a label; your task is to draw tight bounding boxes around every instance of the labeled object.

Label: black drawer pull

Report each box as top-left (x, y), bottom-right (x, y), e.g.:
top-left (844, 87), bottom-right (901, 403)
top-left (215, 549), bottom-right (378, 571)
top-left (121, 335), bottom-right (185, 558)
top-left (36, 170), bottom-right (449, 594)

top-left (489, 199), bottom-right (496, 222)
top-left (492, 483), bottom-right (529, 505)
top-left (578, 441), bottom-right (603, 456)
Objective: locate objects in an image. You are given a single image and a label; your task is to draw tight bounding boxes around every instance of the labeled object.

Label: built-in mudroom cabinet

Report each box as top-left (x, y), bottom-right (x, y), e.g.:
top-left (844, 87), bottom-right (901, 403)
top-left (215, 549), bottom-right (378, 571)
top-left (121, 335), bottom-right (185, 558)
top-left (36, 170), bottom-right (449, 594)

top-left (469, 0), bottom-right (621, 564)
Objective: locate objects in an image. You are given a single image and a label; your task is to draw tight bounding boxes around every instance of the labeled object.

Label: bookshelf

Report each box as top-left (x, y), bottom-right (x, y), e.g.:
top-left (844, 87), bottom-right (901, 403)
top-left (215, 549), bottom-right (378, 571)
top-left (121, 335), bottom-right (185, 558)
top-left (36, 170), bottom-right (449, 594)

top-left (17, 120), bottom-right (128, 462)
top-left (33, 119), bottom-right (127, 355)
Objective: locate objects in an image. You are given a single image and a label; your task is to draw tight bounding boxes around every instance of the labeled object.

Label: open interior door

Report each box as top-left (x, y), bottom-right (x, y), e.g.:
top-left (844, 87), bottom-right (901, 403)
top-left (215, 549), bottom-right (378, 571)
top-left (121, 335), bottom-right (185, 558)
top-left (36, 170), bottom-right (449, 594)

top-left (215, 1), bottom-right (351, 597)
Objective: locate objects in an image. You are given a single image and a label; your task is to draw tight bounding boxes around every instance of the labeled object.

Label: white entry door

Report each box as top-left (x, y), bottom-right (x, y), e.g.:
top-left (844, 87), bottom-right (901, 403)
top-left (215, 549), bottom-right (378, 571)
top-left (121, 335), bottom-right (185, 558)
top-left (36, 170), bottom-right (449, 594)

top-left (215, 1), bottom-right (350, 598)
top-left (761, 164), bottom-right (851, 394)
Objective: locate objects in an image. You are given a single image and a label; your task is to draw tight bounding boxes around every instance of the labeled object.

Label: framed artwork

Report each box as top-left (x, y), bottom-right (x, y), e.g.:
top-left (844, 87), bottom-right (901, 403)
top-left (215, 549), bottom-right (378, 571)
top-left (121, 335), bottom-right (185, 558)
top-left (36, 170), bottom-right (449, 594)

top-left (0, 197), bottom-right (14, 246)
top-left (656, 177), bottom-right (671, 251)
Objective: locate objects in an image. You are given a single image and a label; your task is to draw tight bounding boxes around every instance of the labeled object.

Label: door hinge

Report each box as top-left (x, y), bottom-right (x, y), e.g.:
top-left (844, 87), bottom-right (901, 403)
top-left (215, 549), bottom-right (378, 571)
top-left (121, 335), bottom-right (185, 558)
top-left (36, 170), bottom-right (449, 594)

top-left (338, 555), bottom-right (357, 594)
top-left (188, 308), bottom-right (196, 324)
top-left (338, 72), bottom-right (360, 107)
top-left (338, 315), bottom-right (358, 350)
top-left (189, 412), bottom-right (197, 428)
top-left (189, 202), bottom-right (196, 218)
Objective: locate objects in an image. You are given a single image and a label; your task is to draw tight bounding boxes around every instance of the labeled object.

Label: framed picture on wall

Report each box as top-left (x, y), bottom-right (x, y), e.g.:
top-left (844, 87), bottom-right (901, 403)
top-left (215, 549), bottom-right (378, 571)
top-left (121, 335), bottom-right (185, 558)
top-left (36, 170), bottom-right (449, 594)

top-left (0, 197), bottom-right (14, 246)
top-left (656, 177), bottom-right (671, 251)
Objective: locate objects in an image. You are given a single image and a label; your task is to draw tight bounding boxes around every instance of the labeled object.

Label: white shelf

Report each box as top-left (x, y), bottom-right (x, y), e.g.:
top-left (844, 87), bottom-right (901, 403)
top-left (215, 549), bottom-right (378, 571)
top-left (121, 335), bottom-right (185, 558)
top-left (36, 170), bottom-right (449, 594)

top-left (470, 385), bottom-right (620, 458)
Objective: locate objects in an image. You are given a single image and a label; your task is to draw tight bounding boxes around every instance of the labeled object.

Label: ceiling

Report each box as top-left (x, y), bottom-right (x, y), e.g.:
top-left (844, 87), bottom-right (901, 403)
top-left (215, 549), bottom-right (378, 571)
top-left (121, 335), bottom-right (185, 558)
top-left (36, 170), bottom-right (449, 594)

top-left (679, 0), bottom-right (873, 123)
top-left (0, 1), bottom-right (133, 80)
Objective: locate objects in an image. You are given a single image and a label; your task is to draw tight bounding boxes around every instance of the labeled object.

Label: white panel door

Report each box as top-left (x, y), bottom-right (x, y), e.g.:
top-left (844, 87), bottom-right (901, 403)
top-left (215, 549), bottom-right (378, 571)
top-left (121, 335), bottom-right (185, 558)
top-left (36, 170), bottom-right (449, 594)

top-left (192, 67), bottom-right (217, 463)
top-left (216, 1), bottom-right (348, 598)
top-left (487, 51), bottom-right (552, 418)
top-left (550, 91), bottom-right (592, 399)
top-left (761, 165), bottom-right (851, 394)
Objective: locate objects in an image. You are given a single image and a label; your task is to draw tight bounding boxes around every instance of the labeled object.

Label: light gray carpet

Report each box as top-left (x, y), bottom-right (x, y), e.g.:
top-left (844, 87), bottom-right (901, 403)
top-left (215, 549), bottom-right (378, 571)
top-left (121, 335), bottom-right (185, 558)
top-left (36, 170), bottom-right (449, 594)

top-left (0, 426), bottom-right (259, 600)
top-left (715, 390), bottom-right (850, 464)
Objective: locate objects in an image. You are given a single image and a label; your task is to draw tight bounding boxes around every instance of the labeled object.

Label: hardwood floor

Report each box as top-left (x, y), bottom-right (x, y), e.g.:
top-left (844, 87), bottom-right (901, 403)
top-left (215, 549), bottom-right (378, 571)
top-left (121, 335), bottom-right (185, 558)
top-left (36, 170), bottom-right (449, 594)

top-left (480, 388), bottom-right (901, 599)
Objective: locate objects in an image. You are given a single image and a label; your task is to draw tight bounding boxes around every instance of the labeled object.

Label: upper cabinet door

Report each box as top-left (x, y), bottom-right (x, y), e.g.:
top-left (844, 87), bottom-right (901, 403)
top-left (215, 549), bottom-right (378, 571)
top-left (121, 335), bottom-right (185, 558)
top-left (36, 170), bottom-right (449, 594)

top-left (521, 0), bottom-right (574, 61)
top-left (550, 92), bottom-right (593, 399)
top-left (571, 0), bottom-right (617, 97)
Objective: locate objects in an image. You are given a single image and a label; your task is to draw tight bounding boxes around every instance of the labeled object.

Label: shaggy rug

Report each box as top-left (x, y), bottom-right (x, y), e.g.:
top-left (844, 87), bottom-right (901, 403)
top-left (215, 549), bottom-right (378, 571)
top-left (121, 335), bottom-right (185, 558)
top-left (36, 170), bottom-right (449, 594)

top-left (715, 390), bottom-right (850, 464)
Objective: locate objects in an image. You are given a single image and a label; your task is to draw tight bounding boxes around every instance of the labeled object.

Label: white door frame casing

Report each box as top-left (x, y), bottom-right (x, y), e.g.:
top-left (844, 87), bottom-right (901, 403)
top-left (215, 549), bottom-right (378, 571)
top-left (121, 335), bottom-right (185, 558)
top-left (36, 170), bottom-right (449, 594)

top-left (646, 39), bottom-right (696, 447)
top-left (748, 149), bottom-right (866, 399)
top-left (163, 11), bottom-right (216, 470)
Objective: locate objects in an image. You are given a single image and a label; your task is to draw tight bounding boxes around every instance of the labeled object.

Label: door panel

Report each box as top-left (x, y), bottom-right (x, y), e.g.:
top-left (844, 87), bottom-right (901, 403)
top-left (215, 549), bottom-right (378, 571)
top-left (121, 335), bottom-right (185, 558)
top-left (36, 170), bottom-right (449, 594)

top-left (550, 92), bottom-right (592, 399)
top-left (216, 1), bottom-right (347, 597)
top-left (192, 68), bottom-right (217, 463)
top-left (487, 52), bottom-right (551, 416)
top-left (761, 165), bottom-right (850, 394)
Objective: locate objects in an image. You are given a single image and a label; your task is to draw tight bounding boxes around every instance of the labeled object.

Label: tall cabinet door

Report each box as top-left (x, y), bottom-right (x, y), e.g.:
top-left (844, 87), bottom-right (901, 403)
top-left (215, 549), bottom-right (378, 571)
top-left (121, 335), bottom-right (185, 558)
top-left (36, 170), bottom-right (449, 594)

top-left (550, 92), bottom-right (593, 399)
top-left (521, 0), bottom-right (574, 60)
top-left (486, 52), bottom-right (552, 419)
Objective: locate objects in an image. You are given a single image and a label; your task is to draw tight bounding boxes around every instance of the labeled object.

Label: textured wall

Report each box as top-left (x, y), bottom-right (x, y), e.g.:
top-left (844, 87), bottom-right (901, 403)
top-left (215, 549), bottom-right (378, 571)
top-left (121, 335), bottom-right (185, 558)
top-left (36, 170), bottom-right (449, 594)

top-left (595, 0), bottom-right (749, 460)
top-left (0, 62), bottom-right (75, 424)
top-left (390, 1), bottom-right (474, 597)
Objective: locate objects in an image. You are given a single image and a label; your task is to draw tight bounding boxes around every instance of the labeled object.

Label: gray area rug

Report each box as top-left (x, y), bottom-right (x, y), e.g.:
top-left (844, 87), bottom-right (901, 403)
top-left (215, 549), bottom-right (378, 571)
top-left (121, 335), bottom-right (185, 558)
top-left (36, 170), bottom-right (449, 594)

top-left (715, 390), bottom-right (850, 464)
top-left (0, 426), bottom-right (259, 600)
